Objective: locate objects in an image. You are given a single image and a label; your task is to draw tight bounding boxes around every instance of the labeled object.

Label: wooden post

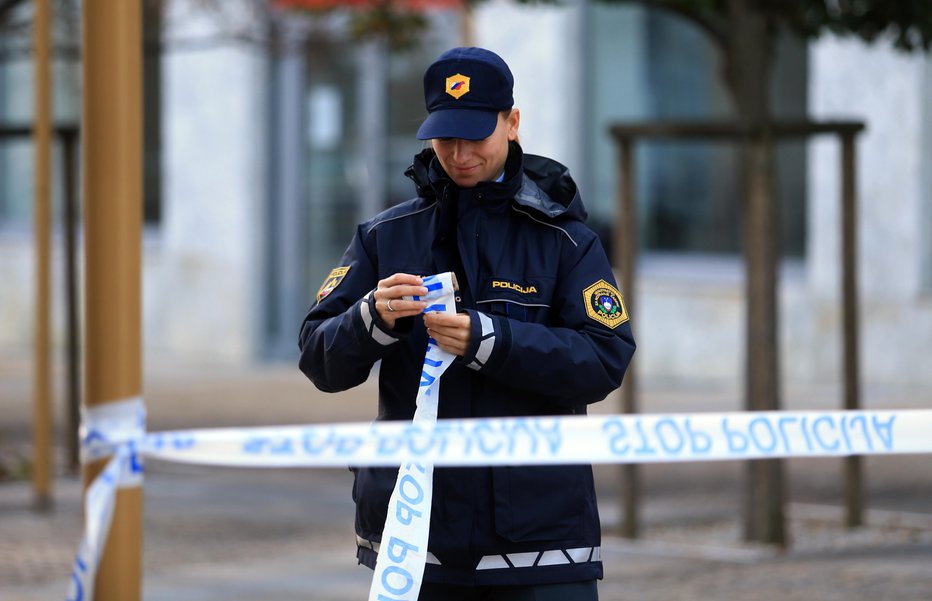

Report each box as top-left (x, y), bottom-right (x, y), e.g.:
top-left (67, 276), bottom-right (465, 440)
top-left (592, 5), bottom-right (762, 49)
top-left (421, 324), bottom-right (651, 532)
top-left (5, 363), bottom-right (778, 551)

top-left (840, 131), bottom-right (862, 527)
top-left (82, 1), bottom-right (144, 599)
top-left (32, 0), bottom-right (53, 512)
top-left (742, 130), bottom-right (786, 546)
top-left (615, 137), bottom-right (640, 538)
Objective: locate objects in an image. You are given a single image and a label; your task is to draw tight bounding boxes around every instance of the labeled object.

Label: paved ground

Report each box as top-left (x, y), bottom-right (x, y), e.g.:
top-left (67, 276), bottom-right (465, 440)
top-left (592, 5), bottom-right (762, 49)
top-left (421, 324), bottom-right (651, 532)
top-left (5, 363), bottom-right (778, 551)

top-left (1, 350), bottom-right (931, 600)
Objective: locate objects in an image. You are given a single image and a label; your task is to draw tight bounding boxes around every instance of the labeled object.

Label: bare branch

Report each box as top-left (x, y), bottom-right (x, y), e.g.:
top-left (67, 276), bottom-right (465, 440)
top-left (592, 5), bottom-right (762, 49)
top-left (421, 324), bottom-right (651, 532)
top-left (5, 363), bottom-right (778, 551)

top-left (632, 0), bottom-right (729, 48)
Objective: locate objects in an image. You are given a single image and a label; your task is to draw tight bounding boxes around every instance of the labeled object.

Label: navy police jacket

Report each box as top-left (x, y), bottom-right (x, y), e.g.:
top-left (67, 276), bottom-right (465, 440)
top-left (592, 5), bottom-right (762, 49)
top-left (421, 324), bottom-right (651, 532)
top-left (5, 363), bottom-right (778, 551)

top-left (298, 143), bottom-right (635, 586)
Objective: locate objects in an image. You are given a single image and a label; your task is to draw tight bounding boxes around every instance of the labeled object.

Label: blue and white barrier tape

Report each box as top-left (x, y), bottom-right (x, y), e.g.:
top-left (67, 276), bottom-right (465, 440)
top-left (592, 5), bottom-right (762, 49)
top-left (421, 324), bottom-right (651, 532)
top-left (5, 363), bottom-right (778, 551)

top-left (68, 407), bottom-right (932, 600)
top-left (137, 409), bottom-right (932, 467)
top-left (67, 278), bottom-right (932, 600)
top-left (69, 397), bottom-right (146, 601)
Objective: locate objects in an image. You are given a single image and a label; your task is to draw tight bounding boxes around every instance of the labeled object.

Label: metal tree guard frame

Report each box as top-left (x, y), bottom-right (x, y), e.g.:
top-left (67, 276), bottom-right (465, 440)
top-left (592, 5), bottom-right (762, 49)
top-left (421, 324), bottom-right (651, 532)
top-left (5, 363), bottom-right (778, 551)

top-left (609, 119), bottom-right (865, 543)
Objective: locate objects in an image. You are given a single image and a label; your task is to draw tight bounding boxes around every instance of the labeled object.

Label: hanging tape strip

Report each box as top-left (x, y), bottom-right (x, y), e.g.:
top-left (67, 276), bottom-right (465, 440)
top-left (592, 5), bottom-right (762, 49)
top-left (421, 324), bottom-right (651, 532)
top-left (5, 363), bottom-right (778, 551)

top-left (367, 271), bottom-right (458, 601)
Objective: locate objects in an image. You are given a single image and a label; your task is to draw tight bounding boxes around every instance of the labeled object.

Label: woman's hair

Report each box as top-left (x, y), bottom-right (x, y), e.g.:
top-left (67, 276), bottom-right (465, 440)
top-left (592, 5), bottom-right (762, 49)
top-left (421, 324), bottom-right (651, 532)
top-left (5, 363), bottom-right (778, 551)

top-left (501, 109), bottom-right (520, 144)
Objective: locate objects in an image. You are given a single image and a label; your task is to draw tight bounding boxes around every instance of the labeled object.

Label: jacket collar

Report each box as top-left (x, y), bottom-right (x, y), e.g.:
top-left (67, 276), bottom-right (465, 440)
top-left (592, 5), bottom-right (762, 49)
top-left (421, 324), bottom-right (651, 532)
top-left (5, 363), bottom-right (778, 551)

top-left (404, 142), bottom-right (585, 222)
top-left (426, 142), bottom-right (524, 206)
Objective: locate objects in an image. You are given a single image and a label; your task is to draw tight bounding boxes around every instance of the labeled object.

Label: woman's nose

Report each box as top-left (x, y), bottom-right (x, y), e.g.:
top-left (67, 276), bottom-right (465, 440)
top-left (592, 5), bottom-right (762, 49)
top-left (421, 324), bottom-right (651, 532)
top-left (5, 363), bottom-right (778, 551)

top-left (452, 140), bottom-right (470, 162)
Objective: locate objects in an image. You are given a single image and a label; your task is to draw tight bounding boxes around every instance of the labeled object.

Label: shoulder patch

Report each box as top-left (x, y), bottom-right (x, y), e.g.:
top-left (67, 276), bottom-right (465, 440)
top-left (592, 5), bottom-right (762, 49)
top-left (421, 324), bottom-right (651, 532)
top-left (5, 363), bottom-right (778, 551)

top-left (583, 279), bottom-right (629, 329)
top-left (316, 266), bottom-right (351, 303)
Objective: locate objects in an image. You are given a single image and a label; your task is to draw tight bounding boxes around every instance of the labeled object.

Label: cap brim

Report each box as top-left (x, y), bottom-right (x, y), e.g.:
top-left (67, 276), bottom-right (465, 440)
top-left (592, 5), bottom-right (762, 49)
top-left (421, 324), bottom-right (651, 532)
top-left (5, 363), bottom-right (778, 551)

top-left (416, 108), bottom-right (499, 141)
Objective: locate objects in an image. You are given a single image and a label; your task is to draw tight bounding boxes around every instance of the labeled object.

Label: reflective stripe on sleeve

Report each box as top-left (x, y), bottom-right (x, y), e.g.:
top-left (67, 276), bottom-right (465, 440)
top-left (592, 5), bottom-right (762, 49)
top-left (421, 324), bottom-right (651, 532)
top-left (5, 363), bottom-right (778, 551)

top-left (360, 293), bottom-right (398, 347)
top-left (467, 312), bottom-right (496, 371)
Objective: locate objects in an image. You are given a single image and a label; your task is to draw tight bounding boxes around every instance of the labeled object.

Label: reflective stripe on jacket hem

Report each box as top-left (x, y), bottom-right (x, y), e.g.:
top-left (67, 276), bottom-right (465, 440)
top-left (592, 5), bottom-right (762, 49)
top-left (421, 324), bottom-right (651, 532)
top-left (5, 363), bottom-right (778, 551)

top-left (356, 537), bottom-right (600, 571)
top-left (356, 535), bottom-right (442, 565)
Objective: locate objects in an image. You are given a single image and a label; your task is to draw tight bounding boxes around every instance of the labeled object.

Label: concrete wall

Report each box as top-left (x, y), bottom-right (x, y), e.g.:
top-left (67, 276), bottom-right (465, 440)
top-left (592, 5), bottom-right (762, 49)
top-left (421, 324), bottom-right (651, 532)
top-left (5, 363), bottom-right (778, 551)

top-left (806, 36), bottom-right (932, 386)
top-left (145, 4), bottom-right (268, 362)
top-left (474, 0), bottom-right (586, 179)
top-left (0, 3), bottom-right (268, 362)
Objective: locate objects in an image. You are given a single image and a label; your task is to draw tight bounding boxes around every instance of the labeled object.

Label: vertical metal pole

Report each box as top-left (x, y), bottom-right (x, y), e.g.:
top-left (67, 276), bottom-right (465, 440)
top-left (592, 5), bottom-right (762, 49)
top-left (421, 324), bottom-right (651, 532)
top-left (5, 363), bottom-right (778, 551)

top-left (840, 132), bottom-right (862, 527)
top-left (273, 22), bottom-right (306, 356)
top-left (32, 0), bottom-right (53, 512)
top-left (82, 1), bottom-right (144, 599)
top-left (615, 137), bottom-right (640, 539)
top-left (742, 131), bottom-right (786, 546)
top-left (357, 39), bottom-right (387, 222)
top-left (63, 130), bottom-right (81, 473)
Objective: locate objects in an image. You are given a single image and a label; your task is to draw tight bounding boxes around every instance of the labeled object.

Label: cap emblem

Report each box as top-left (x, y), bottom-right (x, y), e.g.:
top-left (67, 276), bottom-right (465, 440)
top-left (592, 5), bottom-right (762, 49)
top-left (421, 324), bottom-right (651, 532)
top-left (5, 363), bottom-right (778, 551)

top-left (445, 73), bottom-right (470, 99)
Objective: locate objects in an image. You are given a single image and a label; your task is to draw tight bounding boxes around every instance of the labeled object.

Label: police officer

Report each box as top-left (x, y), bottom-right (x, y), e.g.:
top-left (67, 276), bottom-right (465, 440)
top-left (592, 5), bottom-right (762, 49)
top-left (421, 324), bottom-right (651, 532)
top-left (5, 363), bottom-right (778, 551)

top-left (299, 47), bottom-right (635, 601)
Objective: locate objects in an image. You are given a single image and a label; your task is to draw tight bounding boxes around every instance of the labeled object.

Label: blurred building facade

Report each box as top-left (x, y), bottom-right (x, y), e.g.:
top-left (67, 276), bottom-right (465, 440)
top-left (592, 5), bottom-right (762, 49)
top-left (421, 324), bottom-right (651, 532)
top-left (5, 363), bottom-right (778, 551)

top-left (1, 0), bottom-right (930, 389)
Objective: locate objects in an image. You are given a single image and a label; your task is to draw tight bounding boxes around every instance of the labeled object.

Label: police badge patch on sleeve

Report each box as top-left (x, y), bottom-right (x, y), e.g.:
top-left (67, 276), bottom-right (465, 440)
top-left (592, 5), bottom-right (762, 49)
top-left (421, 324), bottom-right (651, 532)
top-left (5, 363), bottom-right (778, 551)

top-left (316, 266), bottom-right (351, 303)
top-left (583, 279), bottom-right (629, 329)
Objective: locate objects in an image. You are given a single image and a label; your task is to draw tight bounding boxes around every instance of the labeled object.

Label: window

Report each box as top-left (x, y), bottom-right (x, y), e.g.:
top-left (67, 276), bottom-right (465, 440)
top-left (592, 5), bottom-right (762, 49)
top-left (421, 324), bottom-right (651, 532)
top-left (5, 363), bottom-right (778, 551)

top-left (0, 11), bottom-right (35, 227)
top-left (0, 2), bottom-right (80, 229)
top-left (298, 15), bottom-right (459, 299)
top-left (262, 13), bottom-right (460, 358)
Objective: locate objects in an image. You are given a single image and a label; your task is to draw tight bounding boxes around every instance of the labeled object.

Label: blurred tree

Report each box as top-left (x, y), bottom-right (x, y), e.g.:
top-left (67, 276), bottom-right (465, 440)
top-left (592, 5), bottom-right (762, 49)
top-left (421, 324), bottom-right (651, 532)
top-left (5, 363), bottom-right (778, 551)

top-left (602, 0), bottom-right (932, 128)
top-left (276, 0), bottom-right (437, 49)
top-left (597, 0), bottom-right (932, 548)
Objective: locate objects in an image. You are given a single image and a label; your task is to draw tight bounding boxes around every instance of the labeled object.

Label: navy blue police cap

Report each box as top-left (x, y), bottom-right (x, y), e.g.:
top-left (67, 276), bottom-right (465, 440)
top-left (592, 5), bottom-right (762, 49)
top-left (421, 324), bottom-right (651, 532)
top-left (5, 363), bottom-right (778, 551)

top-left (416, 47), bottom-right (514, 141)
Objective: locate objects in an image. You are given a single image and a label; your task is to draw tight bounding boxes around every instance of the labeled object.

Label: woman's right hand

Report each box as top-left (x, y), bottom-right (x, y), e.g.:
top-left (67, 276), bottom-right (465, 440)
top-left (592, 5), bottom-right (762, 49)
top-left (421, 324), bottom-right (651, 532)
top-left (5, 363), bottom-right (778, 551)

top-left (373, 273), bottom-right (429, 329)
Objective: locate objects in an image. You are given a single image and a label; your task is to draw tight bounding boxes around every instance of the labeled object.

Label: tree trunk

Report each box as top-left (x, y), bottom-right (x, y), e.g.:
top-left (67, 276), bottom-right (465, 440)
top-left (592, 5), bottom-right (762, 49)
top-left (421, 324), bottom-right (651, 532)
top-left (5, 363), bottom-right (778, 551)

top-left (724, 0), bottom-right (787, 547)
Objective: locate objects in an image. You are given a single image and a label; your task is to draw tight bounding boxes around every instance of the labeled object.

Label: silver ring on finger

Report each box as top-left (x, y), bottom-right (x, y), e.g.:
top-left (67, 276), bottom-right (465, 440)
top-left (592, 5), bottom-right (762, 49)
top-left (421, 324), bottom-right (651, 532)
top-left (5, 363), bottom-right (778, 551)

top-left (387, 299), bottom-right (395, 312)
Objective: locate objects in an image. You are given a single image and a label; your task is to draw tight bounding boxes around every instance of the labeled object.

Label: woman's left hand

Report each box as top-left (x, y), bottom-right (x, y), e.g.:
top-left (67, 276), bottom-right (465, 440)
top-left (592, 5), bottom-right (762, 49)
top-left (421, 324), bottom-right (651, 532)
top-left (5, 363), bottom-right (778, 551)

top-left (423, 312), bottom-right (472, 357)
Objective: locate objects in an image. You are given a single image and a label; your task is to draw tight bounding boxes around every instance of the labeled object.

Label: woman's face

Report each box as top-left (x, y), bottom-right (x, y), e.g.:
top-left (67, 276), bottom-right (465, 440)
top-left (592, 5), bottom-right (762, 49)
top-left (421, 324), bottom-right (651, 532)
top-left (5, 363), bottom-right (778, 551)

top-left (431, 109), bottom-right (520, 188)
